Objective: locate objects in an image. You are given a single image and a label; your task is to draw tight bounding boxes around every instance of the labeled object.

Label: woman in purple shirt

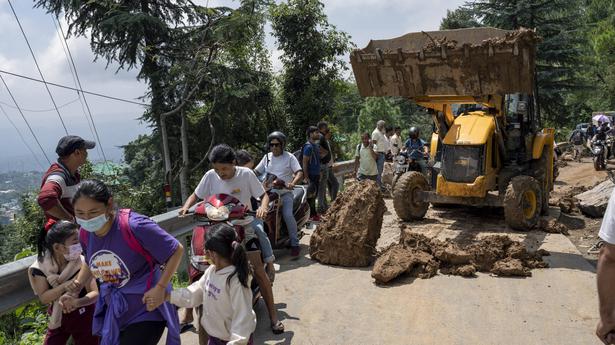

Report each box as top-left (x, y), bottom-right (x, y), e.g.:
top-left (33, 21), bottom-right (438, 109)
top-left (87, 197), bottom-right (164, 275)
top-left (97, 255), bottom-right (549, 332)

top-left (67, 180), bottom-right (183, 345)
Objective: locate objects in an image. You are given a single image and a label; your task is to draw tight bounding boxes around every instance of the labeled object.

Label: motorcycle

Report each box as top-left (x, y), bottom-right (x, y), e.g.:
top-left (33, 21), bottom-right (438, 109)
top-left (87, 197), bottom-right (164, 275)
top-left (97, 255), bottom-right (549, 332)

top-left (188, 194), bottom-right (264, 305)
top-left (592, 139), bottom-right (607, 171)
top-left (261, 174), bottom-right (310, 248)
top-left (391, 149), bottom-right (429, 191)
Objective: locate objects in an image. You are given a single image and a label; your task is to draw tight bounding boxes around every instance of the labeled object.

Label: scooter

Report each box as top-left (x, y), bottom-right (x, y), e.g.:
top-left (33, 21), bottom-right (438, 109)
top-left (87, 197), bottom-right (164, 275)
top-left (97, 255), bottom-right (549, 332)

top-left (592, 139), bottom-right (607, 171)
top-left (261, 174), bottom-right (310, 248)
top-left (188, 194), bottom-right (264, 305)
top-left (391, 149), bottom-right (429, 191)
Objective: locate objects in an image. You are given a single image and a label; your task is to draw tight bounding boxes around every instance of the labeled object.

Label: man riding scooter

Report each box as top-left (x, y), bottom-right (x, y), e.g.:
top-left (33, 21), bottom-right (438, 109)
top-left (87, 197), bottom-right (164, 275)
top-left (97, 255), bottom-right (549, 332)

top-left (403, 127), bottom-right (429, 174)
top-left (179, 144), bottom-right (285, 334)
top-left (254, 131), bottom-right (304, 259)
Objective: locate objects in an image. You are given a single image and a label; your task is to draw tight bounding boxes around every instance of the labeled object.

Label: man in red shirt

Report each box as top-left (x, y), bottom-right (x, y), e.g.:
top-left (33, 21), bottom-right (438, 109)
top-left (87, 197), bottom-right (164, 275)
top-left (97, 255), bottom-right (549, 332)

top-left (38, 135), bottom-right (95, 230)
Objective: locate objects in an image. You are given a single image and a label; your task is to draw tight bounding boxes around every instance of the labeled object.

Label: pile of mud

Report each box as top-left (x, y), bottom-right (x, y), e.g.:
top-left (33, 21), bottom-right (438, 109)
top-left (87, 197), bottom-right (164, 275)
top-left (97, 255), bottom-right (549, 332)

top-left (372, 227), bottom-right (549, 284)
top-left (537, 218), bottom-right (569, 235)
top-left (310, 180), bottom-right (386, 267)
top-left (554, 186), bottom-right (588, 214)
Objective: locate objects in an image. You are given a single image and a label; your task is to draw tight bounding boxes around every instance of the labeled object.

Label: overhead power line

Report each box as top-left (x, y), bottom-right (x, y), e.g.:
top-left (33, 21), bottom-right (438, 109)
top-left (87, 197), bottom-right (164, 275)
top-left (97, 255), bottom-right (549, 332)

top-left (0, 97), bottom-right (80, 113)
top-left (7, 0), bottom-right (69, 135)
top-left (0, 69), bottom-right (149, 107)
top-left (53, 16), bottom-right (107, 162)
top-left (0, 74), bottom-right (52, 165)
top-left (0, 103), bottom-right (45, 171)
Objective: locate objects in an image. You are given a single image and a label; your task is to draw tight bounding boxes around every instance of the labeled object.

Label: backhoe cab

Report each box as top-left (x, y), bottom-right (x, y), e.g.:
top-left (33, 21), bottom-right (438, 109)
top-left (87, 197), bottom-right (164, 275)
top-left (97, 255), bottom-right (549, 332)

top-left (350, 27), bottom-right (554, 230)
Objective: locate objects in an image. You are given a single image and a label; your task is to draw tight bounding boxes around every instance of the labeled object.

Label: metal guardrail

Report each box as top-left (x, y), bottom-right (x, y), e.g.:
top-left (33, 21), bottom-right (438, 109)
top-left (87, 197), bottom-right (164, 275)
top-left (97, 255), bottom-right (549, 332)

top-left (0, 161), bottom-right (354, 315)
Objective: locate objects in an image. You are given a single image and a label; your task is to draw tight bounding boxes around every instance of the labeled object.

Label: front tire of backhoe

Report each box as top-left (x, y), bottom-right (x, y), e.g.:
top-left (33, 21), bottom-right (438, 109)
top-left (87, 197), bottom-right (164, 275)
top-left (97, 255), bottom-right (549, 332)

top-left (504, 176), bottom-right (542, 231)
top-left (393, 171), bottom-right (429, 221)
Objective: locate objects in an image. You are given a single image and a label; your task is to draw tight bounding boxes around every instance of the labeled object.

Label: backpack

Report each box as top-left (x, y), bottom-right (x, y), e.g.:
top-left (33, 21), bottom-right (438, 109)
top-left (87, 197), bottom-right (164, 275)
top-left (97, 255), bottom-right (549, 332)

top-left (79, 209), bottom-right (155, 291)
top-left (572, 131), bottom-right (583, 145)
top-left (294, 142), bottom-right (316, 166)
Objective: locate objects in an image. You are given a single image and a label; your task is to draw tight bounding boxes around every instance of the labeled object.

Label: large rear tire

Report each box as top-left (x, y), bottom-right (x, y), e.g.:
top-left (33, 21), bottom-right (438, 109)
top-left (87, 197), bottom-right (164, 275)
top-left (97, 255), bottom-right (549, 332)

top-left (393, 171), bottom-right (429, 221)
top-left (504, 176), bottom-right (542, 231)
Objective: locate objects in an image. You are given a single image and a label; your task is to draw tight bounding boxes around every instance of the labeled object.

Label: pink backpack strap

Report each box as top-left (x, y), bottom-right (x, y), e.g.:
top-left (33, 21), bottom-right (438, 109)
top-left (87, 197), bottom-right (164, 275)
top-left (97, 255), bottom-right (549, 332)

top-left (118, 209), bottom-right (155, 290)
top-left (79, 228), bottom-right (89, 251)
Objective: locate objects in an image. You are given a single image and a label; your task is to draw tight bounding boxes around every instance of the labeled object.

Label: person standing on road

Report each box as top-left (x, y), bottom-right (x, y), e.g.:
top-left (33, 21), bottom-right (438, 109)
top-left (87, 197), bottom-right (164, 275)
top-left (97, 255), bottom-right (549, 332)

top-left (316, 121), bottom-right (333, 214)
top-left (324, 129), bottom-right (340, 201)
top-left (169, 224), bottom-right (257, 345)
top-left (596, 187), bottom-right (615, 344)
top-left (38, 135), bottom-right (96, 231)
top-left (179, 145), bottom-right (285, 334)
top-left (390, 126), bottom-right (403, 157)
top-left (569, 129), bottom-right (586, 162)
top-left (354, 133), bottom-right (379, 182)
top-left (68, 180), bottom-right (183, 345)
top-left (371, 120), bottom-right (390, 191)
top-left (254, 131), bottom-right (303, 258)
top-left (302, 126), bottom-right (322, 221)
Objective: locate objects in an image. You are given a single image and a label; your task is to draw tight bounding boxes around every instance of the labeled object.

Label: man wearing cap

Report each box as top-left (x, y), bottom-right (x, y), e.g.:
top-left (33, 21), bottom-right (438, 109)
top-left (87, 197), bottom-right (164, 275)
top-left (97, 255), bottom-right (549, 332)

top-left (37, 135), bottom-right (96, 230)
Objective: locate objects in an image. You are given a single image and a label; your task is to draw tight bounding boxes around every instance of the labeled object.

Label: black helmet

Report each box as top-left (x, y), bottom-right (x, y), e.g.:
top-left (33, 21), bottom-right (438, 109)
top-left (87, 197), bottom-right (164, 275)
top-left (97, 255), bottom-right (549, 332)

top-left (409, 127), bottom-right (419, 139)
top-left (267, 131), bottom-right (287, 149)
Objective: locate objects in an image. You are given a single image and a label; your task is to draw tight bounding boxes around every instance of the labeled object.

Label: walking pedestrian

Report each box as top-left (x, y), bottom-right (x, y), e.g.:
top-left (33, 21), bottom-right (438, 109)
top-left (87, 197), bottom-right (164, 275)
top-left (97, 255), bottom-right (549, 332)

top-left (68, 180), bottom-right (184, 345)
top-left (371, 120), bottom-right (389, 191)
top-left (169, 224), bottom-right (257, 345)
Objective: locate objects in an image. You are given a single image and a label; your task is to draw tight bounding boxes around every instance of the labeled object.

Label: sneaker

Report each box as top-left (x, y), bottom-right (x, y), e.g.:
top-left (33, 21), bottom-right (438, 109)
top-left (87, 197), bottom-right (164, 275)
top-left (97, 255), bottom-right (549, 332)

top-left (291, 246), bottom-right (300, 258)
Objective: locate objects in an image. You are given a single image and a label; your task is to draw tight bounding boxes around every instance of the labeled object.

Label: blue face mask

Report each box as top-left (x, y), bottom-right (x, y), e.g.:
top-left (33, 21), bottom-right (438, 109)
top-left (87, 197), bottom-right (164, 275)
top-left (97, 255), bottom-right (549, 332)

top-left (76, 213), bottom-right (109, 233)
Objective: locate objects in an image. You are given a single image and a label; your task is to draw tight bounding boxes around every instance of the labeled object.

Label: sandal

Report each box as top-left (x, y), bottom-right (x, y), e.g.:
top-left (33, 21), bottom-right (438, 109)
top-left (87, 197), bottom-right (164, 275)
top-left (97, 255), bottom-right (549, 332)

top-left (271, 320), bottom-right (285, 334)
top-left (180, 322), bottom-right (195, 333)
top-left (588, 240), bottom-right (605, 255)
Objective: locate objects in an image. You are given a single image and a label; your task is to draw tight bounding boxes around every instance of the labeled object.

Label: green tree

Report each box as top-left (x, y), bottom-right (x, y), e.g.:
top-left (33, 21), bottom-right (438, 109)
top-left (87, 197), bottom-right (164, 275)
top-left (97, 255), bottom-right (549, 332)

top-left (270, 0), bottom-right (353, 148)
top-left (464, 0), bottom-right (588, 124)
top-left (440, 7), bottom-right (481, 29)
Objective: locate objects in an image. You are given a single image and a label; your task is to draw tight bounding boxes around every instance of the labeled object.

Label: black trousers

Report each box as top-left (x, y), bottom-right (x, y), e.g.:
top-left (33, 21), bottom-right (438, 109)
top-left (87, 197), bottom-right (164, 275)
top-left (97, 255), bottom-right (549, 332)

top-left (120, 321), bottom-right (166, 345)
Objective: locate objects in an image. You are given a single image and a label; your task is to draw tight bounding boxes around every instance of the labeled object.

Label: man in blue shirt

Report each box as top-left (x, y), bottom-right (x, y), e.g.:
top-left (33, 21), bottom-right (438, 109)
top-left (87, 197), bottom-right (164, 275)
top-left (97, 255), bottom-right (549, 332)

top-left (403, 126), bottom-right (428, 173)
top-left (302, 126), bottom-right (322, 221)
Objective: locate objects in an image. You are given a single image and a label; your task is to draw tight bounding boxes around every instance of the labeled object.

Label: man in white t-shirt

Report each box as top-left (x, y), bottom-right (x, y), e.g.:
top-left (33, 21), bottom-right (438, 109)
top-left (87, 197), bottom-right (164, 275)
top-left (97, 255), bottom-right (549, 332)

top-left (255, 131), bottom-right (303, 258)
top-left (371, 120), bottom-right (389, 190)
top-left (597, 187), bottom-right (615, 344)
top-left (179, 144), bottom-right (284, 334)
top-left (390, 126), bottom-right (402, 156)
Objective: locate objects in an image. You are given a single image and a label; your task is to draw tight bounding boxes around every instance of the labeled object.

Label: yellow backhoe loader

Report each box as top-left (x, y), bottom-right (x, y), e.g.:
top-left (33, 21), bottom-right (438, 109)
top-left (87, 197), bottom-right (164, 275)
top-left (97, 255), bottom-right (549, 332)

top-left (350, 27), bottom-right (554, 231)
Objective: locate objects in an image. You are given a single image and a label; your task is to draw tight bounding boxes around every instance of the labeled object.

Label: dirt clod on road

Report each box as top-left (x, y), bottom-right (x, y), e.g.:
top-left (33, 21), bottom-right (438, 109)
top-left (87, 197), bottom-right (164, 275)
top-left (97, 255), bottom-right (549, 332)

top-left (310, 180), bottom-right (386, 267)
top-left (372, 227), bottom-right (549, 284)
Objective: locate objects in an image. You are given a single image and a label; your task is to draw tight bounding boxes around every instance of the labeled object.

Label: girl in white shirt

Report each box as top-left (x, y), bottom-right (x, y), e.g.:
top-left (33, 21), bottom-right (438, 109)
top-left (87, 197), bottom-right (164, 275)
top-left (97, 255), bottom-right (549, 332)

top-left (169, 223), bottom-right (256, 345)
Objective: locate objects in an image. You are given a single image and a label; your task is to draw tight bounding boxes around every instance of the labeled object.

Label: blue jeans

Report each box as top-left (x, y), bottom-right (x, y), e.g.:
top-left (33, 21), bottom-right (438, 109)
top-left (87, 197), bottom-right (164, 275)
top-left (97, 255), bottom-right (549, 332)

top-left (376, 152), bottom-right (386, 188)
top-left (249, 218), bottom-right (275, 263)
top-left (280, 192), bottom-right (299, 247)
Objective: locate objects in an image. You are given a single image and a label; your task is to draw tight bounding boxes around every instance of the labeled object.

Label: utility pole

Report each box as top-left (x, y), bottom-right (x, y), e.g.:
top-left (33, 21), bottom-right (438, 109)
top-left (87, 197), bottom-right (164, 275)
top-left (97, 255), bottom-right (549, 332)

top-left (160, 113), bottom-right (173, 210)
top-left (179, 110), bottom-right (189, 202)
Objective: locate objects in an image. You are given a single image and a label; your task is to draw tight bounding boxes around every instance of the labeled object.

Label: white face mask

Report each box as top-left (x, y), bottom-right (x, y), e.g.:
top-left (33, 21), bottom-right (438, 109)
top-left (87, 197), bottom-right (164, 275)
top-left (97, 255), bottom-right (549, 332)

top-left (313, 140), bottom-right (320, 145)
top-left (63, 243), bottom-right (82, 261)
top-left (76, 213), bottom-right (109, 233)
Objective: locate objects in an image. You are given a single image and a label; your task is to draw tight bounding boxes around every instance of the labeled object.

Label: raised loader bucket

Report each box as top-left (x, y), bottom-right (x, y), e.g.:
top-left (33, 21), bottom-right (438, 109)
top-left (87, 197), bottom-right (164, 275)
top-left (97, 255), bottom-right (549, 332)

top-left (350, 27), bottom-right (539, 98)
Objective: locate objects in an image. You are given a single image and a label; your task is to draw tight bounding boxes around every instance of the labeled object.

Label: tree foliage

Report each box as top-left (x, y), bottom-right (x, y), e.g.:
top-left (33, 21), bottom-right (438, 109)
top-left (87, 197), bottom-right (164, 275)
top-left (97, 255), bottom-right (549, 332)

top-left (270, 0), bottom-right (353, 148)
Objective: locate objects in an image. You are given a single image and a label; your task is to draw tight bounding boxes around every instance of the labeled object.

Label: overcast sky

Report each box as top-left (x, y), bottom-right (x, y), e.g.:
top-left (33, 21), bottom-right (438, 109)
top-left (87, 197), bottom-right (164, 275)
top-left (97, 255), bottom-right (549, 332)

top-left (0, 0), bottom-right (464, 172)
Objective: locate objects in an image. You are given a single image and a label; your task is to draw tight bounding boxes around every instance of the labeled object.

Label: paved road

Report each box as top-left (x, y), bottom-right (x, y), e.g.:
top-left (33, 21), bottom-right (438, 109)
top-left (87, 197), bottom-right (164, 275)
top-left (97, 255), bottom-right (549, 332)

top-left (175, 200), bottom-right (599, 345)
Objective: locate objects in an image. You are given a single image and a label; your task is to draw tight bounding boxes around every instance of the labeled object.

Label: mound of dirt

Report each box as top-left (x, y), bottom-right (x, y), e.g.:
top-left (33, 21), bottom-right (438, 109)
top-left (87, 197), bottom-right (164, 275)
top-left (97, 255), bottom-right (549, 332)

top-left (372, 228), bottom-right (549, 284)
top-left (310, 180), bottom-right (386, 267)
top-left (537, 218), bottom-right (570, 235)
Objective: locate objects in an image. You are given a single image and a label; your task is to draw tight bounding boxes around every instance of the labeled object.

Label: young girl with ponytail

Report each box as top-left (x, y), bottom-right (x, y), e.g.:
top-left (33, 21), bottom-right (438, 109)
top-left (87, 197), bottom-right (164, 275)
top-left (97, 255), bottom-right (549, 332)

top-left (28, 221), bottom-right (99, 345)
top-left (169, 223), bottom-right (257, 345)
